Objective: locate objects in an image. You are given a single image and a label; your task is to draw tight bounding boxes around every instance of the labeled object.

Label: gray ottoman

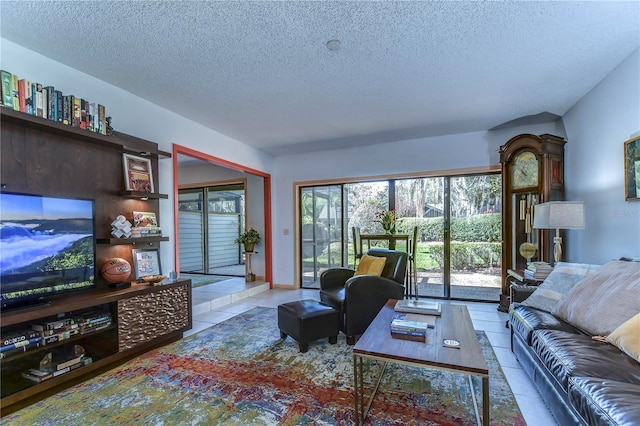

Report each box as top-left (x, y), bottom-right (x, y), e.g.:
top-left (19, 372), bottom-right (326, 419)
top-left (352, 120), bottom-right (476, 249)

top-left (277, 300), bottom-right (340, 353)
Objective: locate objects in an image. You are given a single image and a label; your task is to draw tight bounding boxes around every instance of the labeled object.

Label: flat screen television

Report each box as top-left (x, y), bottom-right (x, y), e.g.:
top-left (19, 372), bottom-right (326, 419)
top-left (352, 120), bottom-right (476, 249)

top-left (0, 192), bottom-right (96, 310)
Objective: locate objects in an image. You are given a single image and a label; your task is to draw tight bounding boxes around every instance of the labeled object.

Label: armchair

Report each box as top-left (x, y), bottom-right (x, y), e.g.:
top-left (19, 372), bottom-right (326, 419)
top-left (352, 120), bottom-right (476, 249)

top-left (319, 248), bottom-right (407, 344)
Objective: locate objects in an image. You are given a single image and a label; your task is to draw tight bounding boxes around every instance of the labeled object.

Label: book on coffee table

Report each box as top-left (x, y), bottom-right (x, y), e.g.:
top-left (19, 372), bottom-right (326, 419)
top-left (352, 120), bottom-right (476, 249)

top-left (394, 299), bottom-right (441, 316)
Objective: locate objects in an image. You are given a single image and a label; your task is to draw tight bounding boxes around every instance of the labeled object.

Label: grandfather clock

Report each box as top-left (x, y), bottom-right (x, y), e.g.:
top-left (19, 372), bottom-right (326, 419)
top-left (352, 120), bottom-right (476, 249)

top-left (499, 133), bottom-right (566, 297)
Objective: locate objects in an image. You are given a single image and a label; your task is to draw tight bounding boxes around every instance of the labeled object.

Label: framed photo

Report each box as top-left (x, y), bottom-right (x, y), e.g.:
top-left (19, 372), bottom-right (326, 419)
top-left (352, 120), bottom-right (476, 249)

top-left (624, 135), bottom-right (640, 201)
top-left (131, 248), bottom-right (162, 279)
top-left (132, 211), bottom-right (158, 227)
top-left (123, 153), bottom-right (154, 193)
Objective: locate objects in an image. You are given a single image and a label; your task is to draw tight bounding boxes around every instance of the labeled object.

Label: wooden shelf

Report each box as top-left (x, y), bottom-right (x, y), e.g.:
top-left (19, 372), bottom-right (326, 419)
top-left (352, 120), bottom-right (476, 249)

top-left (0, 280), bottom-right (191, 415)
top-left (118, 191), bottom-right (168, 199)
top-left (96, 236), bottom-right (169, 245)
top-left (0, 108), bottom-right (171, 158)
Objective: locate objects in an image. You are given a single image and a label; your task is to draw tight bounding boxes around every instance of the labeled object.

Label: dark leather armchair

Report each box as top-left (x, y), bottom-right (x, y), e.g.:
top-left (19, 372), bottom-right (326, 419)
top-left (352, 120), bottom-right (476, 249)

top-left (319, 248), bottom-right (407, 344)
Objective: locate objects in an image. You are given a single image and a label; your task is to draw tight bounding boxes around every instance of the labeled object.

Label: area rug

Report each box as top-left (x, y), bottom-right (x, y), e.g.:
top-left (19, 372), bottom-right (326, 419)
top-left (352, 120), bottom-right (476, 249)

top-left (3, 307), bottom-right (525, 425)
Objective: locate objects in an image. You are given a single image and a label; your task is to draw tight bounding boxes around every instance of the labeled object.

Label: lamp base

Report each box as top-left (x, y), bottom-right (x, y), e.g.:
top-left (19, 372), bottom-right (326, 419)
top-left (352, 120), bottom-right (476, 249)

top-left (553, 230), bottom-right (563, 263)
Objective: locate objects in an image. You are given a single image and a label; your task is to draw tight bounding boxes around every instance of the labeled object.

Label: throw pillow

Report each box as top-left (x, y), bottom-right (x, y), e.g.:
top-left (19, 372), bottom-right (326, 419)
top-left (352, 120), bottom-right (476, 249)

top-left (552, 260), bottom-right (640, 336)
top-left (607, 313), bottom-right (640, 363)
top-left (520, 262), bottom-right (601, 312)
top-left (354, 254), bottom-right (386, 276)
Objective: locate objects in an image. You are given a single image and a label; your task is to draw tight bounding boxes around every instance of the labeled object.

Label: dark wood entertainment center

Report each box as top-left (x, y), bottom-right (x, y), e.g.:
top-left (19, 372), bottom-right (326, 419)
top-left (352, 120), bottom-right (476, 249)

top-left (0, 108), bottom-right (192, 415)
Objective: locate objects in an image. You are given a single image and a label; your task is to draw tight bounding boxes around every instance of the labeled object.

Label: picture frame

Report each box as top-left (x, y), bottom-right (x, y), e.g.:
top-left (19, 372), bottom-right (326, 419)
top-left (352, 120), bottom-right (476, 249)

top-left (123, 153), bottom-right (154, 193)
top-left (132, 211), bottom-right (158, 228)
top-left (624, 135), bottom-right (640, 201)
top-left (131, 248), bottom-right (162, 279)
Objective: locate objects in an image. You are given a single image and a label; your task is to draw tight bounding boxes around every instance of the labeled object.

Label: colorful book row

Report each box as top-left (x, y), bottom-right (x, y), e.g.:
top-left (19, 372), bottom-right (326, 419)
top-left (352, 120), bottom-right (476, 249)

top-left (0, 69), bottom-right (108, 135)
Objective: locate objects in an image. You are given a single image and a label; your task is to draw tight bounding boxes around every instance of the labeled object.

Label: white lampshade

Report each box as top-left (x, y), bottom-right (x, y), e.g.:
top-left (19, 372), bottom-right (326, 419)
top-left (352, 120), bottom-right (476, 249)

top-left (533, 201), bottom-right (585, 230)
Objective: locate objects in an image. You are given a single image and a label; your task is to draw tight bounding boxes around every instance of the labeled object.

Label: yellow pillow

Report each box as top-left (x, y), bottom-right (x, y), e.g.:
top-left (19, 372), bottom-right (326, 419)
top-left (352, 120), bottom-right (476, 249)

top-left (354, 254), bottom-right (386, 276)
top-left (607, 313), bottom-right (640, 363)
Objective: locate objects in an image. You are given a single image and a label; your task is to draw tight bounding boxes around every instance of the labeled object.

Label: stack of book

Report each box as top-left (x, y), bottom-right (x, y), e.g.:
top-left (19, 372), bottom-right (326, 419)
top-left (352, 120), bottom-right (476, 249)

top-left (390, 313), bottom-right (435, 342)
top-left (76, 311), bottom-right (113, 334)
top-left (32, 311), bottom-right (112, 345)
top-left (130, 227), bottom-right (162, 238)
top-left (0, 69), bottom-right (108, 134)
top-left (524, 261), bottom-right (553, 281)
top-left (1, 329), bottom-right (43, 359)
top-left (21, 355), bottom-right (93, 383)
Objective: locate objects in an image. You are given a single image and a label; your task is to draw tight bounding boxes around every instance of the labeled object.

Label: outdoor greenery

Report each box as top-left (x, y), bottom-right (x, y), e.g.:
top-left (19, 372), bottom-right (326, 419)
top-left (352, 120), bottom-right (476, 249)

top-left (305, 214), bottom-right (501, 272)
top-left (301, 175), bottom-right (503, 276)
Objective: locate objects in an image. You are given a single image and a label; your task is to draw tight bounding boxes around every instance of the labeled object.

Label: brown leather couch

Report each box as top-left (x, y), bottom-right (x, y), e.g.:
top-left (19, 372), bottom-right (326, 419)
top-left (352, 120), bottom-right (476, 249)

top-left (510, 304), bottom-right (640, 425)
top-left (319, 248), bottom-right (407, 345)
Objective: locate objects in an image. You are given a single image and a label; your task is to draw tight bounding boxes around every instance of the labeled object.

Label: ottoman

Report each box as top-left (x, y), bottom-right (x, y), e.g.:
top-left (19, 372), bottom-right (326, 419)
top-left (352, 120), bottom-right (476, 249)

top-left (277, 300), bottom-right (340, 353)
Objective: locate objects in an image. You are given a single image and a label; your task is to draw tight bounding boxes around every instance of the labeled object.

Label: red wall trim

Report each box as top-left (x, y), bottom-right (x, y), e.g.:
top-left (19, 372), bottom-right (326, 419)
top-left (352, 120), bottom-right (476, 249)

top-left (172, 144), bottom-right (272, 288)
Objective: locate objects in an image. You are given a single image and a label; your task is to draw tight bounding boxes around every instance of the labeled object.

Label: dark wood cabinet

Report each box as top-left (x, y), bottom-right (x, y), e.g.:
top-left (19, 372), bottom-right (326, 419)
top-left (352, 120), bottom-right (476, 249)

top-left (0, 107), bottom-right (169, 282)
top-left (0, 280), bottom-right (192, 415)
top-left (499, 134), bottom-right (565, 296)
top-left (0, 108), bottom-right (190, 415)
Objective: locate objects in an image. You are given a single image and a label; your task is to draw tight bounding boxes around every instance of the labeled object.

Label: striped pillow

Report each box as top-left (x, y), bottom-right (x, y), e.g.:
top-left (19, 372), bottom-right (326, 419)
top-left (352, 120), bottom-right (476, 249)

top-left (520, 262), bottom-right (601, 313)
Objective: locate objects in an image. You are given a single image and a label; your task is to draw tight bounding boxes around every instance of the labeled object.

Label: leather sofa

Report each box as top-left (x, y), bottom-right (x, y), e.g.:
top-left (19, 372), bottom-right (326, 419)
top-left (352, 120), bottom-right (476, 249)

top-left (319, 248), bottom-right (407, 345)
top-left (510, 304), bottom-right (640, 425)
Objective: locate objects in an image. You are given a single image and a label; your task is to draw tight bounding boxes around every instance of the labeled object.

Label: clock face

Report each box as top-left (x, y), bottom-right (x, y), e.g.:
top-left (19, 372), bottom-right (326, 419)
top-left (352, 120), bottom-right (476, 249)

top-left (512, 151), bottom-right (539, 189)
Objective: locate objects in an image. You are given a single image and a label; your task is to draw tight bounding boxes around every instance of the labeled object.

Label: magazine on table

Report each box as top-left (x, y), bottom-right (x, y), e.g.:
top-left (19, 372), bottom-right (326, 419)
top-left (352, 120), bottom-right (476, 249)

top-left (394, 299), bottom-right (441, 316)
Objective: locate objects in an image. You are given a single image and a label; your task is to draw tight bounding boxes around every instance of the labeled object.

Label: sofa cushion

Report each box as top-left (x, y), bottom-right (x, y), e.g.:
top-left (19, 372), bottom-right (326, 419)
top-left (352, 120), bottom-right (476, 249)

top-left (521, 262), bottom-right (600, 313)
top-left (552, 260), bottom-right (640, 336)
top-left (607, 313), bottom-right (640, 362)
top-left (568, 377), bottom-right (640, 426)
top-left (531, 329), bottom-right (640, 392)
top-left (354, 254), bottom-right (386, 276)
top-left (509, 304), bottom-right (581, 346)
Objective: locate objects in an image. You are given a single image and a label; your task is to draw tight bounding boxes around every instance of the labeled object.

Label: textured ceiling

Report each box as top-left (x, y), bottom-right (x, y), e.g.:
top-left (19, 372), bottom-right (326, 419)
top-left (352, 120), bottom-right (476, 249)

top-left (1, 1), bottom-right (639, 156)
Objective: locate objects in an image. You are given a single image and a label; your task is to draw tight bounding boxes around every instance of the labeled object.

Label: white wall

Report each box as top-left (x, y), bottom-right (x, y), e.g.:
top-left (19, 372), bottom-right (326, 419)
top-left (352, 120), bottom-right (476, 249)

top-left (271, 122), bottom-right (565, 286)
top-left (562, 48), bottom-right (640, 264)
top-left (0, 38), bottom-right (274, 273)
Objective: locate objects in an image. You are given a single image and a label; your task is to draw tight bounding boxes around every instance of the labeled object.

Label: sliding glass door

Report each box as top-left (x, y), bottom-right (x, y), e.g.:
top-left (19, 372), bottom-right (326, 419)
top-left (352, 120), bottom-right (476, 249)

top-left (178, 184), bottom-right (245, 276)
top-left (300, 185), bottom-right (343, 287)
top-left (298, 172), bottom-right (501, 301)
top-left (449, 174), bottom-right (502, 300)
top-left (394, 177), bottom-right (445, 298)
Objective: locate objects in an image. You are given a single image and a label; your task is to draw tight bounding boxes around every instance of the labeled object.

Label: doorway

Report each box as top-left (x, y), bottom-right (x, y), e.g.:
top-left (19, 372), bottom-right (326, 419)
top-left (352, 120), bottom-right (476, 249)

top-left (173, 144), bottom-right (273, 287)
top-left (178, 184), bottom-right (245, 276)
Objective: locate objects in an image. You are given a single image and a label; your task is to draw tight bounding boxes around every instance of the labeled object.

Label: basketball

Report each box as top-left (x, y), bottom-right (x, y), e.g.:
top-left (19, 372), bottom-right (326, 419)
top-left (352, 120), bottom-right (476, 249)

top-left (101, 258), bottom-right (132, 283)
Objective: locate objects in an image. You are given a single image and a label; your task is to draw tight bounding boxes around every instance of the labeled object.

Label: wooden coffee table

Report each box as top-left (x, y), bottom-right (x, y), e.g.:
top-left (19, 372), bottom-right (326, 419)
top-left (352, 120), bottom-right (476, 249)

top-left (353, 299), bottom-right (489, 425)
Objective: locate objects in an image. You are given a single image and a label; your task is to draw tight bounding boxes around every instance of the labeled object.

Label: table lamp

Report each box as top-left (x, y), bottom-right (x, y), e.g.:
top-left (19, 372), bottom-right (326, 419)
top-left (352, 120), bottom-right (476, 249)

top-left (533, 201), bottom-right (585, 263)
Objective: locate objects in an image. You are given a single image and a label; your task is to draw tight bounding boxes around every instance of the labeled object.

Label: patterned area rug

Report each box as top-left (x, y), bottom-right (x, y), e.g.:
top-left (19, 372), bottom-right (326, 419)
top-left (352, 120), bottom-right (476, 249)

top-left (3, 307), bottom-right (525, 425)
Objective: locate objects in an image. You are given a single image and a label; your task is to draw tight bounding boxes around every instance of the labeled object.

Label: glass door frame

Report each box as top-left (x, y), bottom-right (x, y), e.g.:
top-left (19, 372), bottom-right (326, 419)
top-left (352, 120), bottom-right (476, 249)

top-left (296, 166), bottom-right (501, 302)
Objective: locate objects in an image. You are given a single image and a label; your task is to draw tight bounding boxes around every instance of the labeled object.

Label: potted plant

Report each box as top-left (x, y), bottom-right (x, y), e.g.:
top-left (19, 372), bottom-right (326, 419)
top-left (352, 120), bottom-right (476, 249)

top-left (235, 227), bottom-right (261, 252)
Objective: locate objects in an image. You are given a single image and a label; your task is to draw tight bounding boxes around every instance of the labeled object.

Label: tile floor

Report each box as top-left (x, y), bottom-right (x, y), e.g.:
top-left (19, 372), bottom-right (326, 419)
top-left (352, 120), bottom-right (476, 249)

top-left (186, 278), bottom-right (558, 426)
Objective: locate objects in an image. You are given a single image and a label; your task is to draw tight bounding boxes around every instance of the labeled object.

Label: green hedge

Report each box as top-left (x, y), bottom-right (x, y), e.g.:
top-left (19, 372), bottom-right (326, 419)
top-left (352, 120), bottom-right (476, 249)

top-left (398, 213), bottom-right (501, 243)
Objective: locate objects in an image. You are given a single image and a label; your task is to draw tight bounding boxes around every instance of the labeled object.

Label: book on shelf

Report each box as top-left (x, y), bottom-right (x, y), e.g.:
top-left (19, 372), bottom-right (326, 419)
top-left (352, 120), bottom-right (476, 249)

top-left (54, 90), bottom-right (63, 122)
top-left (0, 336), bottom-right (43, 353)
top-left (2, 328), bottom-right (40, 346)
top-left (32, 317), bottom-right (76, 332)
top-left (1, 70), bottom-right (13, 108)
top-left (17, 79), bottom-right (26, 112)
top-left (21, 357), bottom-right (88, 383)
top-left (11, 73), bottom-right (20, 111)
top-left (394, 299), bottom-right (441, 316)
top-left (0, 341), bottom-right (43, 359)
